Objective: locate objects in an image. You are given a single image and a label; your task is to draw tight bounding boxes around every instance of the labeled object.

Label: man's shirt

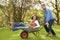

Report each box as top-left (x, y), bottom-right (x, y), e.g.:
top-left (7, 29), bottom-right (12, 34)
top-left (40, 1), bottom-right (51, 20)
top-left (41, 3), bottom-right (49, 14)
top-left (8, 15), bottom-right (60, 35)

top-left (44, 8), bottom-right (54, 23)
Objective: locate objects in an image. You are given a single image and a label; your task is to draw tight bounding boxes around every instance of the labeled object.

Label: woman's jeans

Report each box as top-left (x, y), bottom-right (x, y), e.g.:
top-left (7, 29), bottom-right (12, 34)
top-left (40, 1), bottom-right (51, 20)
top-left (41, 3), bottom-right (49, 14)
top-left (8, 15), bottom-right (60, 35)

top-left (44, 19), bottom-right (56, 35)
top-left (12, 22), bottom-right (26, 31)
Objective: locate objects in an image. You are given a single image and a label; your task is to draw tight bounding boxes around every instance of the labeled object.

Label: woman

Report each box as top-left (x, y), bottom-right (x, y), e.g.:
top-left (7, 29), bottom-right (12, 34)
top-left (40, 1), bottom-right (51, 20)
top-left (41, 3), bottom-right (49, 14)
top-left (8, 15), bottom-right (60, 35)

top-left (9, 15), bottom-right (40, 31)
top-left (29, 15), bottom-right (40, 28)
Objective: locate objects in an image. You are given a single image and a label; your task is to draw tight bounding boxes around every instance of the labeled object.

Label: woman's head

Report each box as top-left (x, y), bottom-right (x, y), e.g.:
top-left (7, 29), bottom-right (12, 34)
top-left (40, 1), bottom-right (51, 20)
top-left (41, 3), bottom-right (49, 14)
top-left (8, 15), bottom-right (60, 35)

top-left (31, 15), bottom-right (37, 20)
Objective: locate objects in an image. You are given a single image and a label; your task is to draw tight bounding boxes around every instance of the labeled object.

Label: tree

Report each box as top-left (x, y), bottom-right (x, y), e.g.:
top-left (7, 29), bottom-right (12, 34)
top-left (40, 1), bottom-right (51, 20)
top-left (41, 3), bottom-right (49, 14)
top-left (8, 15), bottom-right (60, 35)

top-left (12, 0), bottom-right (33, 22)
top-left (49, 0), bottom-right (60, 25)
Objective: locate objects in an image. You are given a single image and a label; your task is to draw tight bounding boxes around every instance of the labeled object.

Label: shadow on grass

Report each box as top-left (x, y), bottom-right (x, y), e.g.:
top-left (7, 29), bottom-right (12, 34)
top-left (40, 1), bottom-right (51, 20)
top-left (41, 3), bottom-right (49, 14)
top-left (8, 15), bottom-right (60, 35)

top-left (48, 35), bottom-right (60, 40)
top-left (20, 35), bottom-right (45, 40)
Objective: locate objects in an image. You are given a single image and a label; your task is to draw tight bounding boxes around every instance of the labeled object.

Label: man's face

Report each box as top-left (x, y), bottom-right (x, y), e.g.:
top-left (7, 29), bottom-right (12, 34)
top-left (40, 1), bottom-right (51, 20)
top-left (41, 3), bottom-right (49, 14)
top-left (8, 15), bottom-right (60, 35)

top-left (41, 4), bottom-right (45, 9)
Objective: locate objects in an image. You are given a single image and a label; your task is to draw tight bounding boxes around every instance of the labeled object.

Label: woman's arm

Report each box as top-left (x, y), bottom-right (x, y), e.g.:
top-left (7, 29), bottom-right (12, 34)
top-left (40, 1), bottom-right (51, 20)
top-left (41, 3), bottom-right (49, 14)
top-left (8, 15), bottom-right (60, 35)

top-left (35, 20), bottom-right (40, 28)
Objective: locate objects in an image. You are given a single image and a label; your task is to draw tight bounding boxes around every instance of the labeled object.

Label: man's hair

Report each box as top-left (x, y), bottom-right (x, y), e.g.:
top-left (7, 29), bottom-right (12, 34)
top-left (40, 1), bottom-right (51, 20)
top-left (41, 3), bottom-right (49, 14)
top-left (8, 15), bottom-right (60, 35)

top-left (41, 3), bottom-right (45, 6)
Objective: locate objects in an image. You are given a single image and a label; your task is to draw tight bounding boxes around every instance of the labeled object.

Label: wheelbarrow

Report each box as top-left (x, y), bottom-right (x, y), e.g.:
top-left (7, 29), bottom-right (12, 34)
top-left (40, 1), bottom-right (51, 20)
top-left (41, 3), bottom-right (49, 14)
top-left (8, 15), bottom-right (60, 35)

top-left (12, 22), bottom-right (43, 39)
top-left (19, 27), bottom-right (42, 39)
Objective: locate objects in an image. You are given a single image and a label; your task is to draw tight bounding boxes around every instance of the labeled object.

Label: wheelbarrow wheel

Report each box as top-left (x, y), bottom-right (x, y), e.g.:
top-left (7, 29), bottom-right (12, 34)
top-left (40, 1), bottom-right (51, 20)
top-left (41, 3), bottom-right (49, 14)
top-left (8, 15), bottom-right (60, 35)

top-left (20, 31), bottom-right (28, 39)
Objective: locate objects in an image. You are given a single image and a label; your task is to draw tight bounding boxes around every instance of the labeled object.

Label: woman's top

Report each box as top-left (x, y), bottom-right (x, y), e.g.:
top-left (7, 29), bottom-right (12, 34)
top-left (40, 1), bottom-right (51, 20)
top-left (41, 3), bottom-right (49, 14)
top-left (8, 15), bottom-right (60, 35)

top-left (30, 20), bottom-right (40, 28)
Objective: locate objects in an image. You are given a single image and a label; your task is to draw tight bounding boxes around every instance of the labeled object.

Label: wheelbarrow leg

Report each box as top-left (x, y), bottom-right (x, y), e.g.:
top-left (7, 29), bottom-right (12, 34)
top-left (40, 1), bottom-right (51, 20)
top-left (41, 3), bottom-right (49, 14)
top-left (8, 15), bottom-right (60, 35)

top-left (32, 31), bottom-right (40, 37)
top-left (32, 32), bottom-right (37, 37)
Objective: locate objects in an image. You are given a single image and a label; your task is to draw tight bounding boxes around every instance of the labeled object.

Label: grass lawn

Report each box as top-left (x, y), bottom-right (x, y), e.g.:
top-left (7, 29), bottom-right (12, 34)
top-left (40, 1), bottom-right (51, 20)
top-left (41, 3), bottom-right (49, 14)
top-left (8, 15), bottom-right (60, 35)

top-left (0, 25), bottom-right (60, 40)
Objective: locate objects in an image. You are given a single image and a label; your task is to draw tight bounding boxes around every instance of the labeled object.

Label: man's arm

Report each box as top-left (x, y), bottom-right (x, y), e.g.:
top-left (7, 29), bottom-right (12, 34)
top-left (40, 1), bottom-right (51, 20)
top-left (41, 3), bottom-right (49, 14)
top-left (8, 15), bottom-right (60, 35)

top-left (45, 9), bottom-right (50, 24)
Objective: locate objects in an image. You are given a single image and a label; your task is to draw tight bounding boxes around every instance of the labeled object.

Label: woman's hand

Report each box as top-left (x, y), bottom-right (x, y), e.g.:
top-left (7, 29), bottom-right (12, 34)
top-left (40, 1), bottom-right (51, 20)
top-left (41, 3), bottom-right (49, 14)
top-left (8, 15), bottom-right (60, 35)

top-left (29, 26), bottom-right (34, 28)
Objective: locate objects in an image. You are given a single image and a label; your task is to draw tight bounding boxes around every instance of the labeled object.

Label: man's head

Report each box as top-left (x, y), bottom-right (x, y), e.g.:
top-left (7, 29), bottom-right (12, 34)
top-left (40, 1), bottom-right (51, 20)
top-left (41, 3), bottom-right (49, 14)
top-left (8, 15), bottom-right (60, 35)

top-left (41, 3), bottom-right (46, 9)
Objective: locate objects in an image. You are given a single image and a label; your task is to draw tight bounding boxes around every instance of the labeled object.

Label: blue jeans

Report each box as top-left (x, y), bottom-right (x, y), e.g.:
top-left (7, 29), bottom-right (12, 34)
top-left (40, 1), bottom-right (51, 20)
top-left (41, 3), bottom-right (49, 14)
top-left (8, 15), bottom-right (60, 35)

top-left (44, 19), bottom-right (56, 35)
top-left (12, 22), bottom-right (26, 31)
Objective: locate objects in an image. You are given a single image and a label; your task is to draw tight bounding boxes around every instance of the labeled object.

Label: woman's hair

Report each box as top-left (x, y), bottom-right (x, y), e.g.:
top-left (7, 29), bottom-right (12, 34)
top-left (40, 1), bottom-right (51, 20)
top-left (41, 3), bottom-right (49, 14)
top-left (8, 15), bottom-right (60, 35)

top-left (31, 15), bottom-right (38, 20)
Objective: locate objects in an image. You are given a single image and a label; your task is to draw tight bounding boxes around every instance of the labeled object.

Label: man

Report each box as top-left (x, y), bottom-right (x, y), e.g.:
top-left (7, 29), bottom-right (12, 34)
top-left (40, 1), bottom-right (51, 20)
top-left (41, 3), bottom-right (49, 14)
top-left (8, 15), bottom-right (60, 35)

top-left (41, 3), bottom-right (56, 36)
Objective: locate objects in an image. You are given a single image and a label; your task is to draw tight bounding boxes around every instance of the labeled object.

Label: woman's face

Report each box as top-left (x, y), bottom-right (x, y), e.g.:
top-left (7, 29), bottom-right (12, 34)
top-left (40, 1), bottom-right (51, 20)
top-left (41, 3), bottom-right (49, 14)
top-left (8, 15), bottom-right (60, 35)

top-left (33, 16), bottom-right (36, 20)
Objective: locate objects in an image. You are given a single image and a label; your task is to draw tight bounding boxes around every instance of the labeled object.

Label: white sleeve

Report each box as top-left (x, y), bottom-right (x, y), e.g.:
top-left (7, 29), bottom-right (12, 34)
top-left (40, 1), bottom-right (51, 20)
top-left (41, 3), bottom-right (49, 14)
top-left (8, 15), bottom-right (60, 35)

top-left (35, 20), bottom-right (40, 27)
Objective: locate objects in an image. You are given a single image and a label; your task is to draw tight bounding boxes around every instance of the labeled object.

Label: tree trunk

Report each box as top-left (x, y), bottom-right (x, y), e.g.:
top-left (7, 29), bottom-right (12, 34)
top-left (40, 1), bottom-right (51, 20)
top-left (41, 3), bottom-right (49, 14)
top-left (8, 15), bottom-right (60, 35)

top-left (13, 2), bottom-right (23, 22)
top-left (55, 0), bottom-right (59, 25)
